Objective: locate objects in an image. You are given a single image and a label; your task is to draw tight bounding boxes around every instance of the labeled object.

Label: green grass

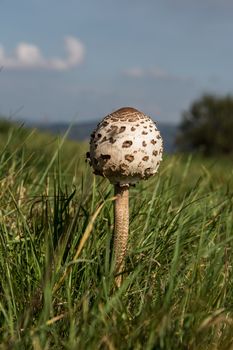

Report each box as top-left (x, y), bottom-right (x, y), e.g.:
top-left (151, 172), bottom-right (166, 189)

top-left (0, 121), bottom-right (233, 349)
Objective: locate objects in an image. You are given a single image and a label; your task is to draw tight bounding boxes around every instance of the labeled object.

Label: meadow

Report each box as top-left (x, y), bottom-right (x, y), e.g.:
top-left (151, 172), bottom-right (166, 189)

top-left (0, 120), bottom-right (233, 349)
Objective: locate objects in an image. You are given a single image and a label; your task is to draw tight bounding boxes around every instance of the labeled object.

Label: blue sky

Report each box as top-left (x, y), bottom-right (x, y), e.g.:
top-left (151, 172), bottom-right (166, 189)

top-left (0, 0), bottom-right (233, 124)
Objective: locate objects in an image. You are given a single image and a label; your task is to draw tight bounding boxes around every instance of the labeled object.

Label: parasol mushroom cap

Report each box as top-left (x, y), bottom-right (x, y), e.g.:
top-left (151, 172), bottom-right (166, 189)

top-left (87, 107), bottom-right (163, 185)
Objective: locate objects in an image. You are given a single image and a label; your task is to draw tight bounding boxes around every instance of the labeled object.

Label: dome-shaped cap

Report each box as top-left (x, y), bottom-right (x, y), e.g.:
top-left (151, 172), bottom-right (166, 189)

top-left (87, 107), bottom-right (163, 185)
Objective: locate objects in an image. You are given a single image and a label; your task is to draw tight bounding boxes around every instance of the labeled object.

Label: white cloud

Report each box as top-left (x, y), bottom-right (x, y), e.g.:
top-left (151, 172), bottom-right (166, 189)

top-left (0, 36), bottom-right (85, 71)
top-left (124, 66), bottom-right (193, 83)
top-left (124, 67), bottom-right (144, 78)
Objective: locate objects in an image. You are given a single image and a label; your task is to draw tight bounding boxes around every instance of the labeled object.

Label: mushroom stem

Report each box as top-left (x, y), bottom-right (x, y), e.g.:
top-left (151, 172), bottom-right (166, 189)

top-left (113, 184), bottom-right (129, 287)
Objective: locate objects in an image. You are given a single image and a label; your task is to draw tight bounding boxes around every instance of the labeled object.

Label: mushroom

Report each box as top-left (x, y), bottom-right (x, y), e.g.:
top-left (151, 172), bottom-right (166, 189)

top-left (87, 107), bottom-right (163, 287)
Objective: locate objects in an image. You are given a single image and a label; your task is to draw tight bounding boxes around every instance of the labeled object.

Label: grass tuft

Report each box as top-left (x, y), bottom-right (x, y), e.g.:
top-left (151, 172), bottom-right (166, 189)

top-left (0, 122), bottom-right (233, 349)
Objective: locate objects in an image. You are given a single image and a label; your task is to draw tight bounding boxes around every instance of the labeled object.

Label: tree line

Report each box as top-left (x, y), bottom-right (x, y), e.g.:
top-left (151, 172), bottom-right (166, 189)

top-left (176, 94), bottom-right (233, 155)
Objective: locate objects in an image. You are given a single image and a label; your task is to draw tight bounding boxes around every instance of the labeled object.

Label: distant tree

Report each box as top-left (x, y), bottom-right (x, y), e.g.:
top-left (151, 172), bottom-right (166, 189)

top-left (176, 94), bottom-right (233, 155)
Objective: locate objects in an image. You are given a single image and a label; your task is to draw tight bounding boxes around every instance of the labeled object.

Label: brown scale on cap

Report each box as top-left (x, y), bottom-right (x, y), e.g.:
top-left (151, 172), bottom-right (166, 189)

top-left (100, 154), bottom-right (111, 160)
top-left (100, 136), bottom-right (107, 143)
top-left (125, 154), bottom-right (134, 162)
top-left (122, 140), bottom-right (133, 148)
top-left (119, 126), bottom-right (126, 133)
top-left (106, 107), bottom-right (142, 123)
top-left (109, 137), bottom-right (116, 144)
top-left (120, 163), bottom-right (129, 170)
top-left (107, 125), bottom-right (118, 134)
top-left (145, 168), bottom-right (152, 176)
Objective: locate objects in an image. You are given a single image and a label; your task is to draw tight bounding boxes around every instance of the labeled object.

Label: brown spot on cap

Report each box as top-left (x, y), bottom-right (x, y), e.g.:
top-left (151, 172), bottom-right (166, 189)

top-left (119, 126), bottom-right (126, 133)
top-left (100, 136), bottom-right (107, 143)
top-left (151, 139), bottom-right (157, 145)
top-left (125, 154), bottom-right (134, 162)
top-left (142, 131), bottom-right (148, 135)
top-left (109, 137), bottom-right (116, 144)
top-left (105, 107), bottom-right (143, 123)
top-left (120, 163), bottom-right (128, 170)
top-left (145, 168), bottom-right (152, 176)
top-left (110, 164), bottom-right (117, 171)
top-left (142, 141), bottom-right (147, 147)
top-left (122, 140), bottom-right (133, 148)
top-left (157, 134), bottom-right (162, 139)
top-left (97, 133), bottom-right (102, 139)
top-left (102, 121), bottom-right (109, 127)
top-left (142, 156), bottom-right (149, 161)
top-left (100, 154), bottom-right (111, 160)
top-left (153, 150), bottom-right (158, 156)
top-left (131, 126), bottom-right (136, 131)
top-left (116, 107), bottom-right (139, 114)
top-left (108, 125), bottom-right (118, 133)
